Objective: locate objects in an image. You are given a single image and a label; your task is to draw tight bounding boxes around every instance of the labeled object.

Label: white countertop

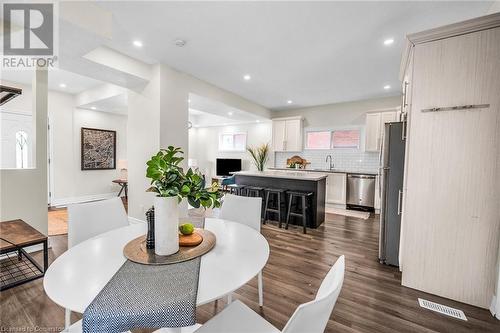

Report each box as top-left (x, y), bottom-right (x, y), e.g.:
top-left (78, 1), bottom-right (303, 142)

top-left (268, 167), bottom-right (378, 176)
top-left (233, 170), bottom-right (328, 181)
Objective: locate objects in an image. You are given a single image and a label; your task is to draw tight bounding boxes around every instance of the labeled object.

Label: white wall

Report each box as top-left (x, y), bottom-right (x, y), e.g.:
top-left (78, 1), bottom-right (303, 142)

top-left (127, 63), bottom-right (271, 221)
top-left (271, 95), bottom-right (400, 127)
top-left (127, 64), bottom-right (161, 221)
top-left (55, 108), bottom-right (127, 205)
top-left (488, 1), bottom-right (500, 14)
top-left (1, 80), bottom-right (127, 207)
top-left (0, 70), bottom-right (48, 234)
top-left (189, 122), bottom-right (273, 180)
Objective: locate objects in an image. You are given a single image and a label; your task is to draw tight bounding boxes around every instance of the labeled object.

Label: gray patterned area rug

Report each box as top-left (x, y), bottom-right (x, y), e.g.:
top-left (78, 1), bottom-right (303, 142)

top-left (82, 257), bottom-right (201, 333)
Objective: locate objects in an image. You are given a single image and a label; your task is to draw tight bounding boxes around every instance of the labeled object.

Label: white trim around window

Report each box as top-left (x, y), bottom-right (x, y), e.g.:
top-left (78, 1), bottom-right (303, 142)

top-left (218, 132), bottom-right (247, 152)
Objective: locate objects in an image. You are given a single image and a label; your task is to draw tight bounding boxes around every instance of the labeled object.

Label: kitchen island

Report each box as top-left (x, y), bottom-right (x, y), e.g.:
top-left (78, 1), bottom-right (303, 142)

top-left (233, 170), bottom-right (326, 228)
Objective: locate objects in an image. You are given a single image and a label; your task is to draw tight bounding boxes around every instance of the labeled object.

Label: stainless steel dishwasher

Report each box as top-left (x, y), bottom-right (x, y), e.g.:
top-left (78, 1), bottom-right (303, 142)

top-left (346, 174), bottom-right (376, 209)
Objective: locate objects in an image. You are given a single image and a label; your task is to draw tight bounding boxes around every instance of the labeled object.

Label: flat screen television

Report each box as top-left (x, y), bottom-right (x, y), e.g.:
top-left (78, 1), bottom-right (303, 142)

top-left (216, 158), bottom-right (241, 176)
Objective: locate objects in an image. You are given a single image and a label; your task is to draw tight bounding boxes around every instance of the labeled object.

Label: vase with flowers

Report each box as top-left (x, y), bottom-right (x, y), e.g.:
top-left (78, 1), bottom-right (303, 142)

top-left (246, 143), bottom-right (270, 172)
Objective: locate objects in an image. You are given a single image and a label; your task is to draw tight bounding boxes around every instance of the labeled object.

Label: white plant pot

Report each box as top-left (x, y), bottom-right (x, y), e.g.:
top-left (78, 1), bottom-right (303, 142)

top-left (178, 198), bottom-right (189, 218)
top-left (154, 196), bottom-right (179, 256)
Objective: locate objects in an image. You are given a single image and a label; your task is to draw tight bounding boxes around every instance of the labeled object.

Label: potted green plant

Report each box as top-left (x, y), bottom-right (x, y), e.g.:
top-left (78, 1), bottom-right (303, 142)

top-left (246, 143), bottom-right (270, 172)
top-left (146, 146), bottom-right (221, 255)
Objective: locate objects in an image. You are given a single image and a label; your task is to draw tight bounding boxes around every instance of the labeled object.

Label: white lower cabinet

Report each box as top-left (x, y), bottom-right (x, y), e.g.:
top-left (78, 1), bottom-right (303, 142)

top-left (326, 173), bottom-right (346, 205)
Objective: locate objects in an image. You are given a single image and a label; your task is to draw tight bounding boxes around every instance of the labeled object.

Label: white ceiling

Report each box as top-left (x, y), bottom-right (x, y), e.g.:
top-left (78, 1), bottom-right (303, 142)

top-left (78, 94), bottom-right (128, 115)
top-left (85, 1), bottom-right (493, 110)
top-left (189, 93), bottom-right (268, 127)
top-left (0, 67), bottom-right (104, 95)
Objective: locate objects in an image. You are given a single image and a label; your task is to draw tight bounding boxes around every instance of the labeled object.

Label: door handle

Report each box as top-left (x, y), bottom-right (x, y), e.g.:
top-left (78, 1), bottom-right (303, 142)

top-left (402, 117), bottom-right (407, 141)
top-left (397, 189), bottom-right (403, 215)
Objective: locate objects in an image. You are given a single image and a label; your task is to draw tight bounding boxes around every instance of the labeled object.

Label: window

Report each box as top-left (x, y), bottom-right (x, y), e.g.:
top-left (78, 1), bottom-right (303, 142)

top-left (306, 131), bottom-right (331, 149)
top-left (15, 131), bottom-right (29, 168)
top-left (332, 130), bottom-right (360, 148)
top-left (218, 133), bottom-right (247, 151)
top-left (306, 129), bottom-right (360, 149)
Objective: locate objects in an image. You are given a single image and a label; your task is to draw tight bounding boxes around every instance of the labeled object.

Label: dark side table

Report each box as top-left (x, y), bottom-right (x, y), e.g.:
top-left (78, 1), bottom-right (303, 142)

top-left (0, 219), bottom-right (48, 291)
top-left (113, 179), bottom-right (128, 200)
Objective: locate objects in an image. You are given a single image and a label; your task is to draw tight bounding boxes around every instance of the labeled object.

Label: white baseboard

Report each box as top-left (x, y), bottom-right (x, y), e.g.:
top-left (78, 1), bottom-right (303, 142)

top-left (51, 192), bottom-right (120, 208)
top-left (491, 295), bottom-right (500, 320)
top-left (128, 217), bottom-right (145, 224)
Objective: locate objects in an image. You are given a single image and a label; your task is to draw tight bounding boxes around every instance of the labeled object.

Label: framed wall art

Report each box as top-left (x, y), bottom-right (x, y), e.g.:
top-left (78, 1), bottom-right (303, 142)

top-left (81, 127), bottom-right (116, 170)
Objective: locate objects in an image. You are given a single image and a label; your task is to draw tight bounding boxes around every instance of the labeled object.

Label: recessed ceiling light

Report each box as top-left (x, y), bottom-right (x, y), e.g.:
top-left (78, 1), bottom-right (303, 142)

top-left (90, 106), bottom-right (97, 110)
top-left (59, 83), bottom-right (66, 88)
top-left (133, 40), bottom-right (143, 48)
top-left (383, 85), bottom-right (391, 90)
top-left (243, 74), bottom-right (251, 81)
top-left (384, 38), bottom-right (394, 46)
top-left (174, 39), bottom-right (187, 47)
top-left (287, 100), bottom-right (293, 104)
top-left (228, 112), bottom-right (233, 116)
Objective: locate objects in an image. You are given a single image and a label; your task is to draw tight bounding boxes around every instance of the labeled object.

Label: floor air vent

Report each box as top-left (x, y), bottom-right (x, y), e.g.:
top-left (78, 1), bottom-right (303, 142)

top-left (418, 298), bottom-right (467, 321)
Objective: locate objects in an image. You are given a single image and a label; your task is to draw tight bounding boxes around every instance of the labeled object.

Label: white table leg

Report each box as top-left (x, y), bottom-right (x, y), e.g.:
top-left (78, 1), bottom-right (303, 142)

top-left (258, 270), bottom-right (263, 307)
top-left (64, 308), bottom-right (71, 330)
top-left (226, 292), bottom-right (232, 305)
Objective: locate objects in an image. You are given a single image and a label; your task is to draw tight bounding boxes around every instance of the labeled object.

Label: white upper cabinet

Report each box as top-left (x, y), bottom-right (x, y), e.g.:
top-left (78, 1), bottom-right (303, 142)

top-left (272, 117), bottom-right (303, 152)
top-left (364, 111), bottom-right (398, 152)
top-left (272, 120), bottom-right (286, 151)
top-left (365, 113), bottom-right (381, 152)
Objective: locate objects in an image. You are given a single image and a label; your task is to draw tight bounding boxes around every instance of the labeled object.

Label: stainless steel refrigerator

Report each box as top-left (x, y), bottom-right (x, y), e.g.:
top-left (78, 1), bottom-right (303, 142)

top-left (378, 122), bottom-right (406, 266)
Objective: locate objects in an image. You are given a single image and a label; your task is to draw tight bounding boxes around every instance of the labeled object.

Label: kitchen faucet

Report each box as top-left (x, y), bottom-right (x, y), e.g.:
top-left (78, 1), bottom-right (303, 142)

top-left (326, 155), bottom-right (334, 170)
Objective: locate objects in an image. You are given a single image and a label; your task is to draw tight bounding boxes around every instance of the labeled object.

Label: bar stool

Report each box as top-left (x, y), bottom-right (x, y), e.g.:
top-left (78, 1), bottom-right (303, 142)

top-left (245, 186), bottom-right (264, 198)
top-left (227, 184), bottom-right (246, 196)
top-left (263, 188), bottom-right (287, 227)
top-left (285, 191), bottom-right (313, 234)
top-left (245, 186), bottom-right (265, 220)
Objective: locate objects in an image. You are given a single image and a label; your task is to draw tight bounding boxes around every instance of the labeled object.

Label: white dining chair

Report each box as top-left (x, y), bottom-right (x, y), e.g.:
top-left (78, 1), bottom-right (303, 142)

top-left (219, 194), bottom-right (264, 306)
top-left (67, 197), bottom-right (129, 248)
top-left (65, 197), bottom-right (129, 332)
top-left (192, 255), bottom-right (345, 333)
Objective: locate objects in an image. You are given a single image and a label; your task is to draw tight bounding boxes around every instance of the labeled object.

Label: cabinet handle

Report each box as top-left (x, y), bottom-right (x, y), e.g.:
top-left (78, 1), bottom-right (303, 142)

top-left (403, 81), bottom-right (409, 109)
top-left (401, 114), bottom-right (407, 141)
top-left (397, 189), bottom-right (403, 215)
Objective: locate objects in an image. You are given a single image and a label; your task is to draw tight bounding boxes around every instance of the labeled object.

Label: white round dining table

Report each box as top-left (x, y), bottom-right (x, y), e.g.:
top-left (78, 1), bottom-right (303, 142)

top-left (43, 218), bottom-right (270, 315)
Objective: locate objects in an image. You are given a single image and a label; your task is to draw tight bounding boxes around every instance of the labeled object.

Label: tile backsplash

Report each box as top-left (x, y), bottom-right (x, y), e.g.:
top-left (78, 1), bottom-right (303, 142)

top-left (274, 149), bottom-right (379, 173)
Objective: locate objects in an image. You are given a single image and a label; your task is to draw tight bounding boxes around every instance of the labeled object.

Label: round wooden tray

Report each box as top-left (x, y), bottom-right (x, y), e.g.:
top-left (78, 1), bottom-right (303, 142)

top-left (123, 228), bottom-right (216, 265)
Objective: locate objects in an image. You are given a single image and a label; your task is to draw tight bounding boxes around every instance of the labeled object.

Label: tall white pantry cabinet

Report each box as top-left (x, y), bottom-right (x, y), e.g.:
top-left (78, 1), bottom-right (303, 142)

top-left (399, 13), bottom-right (500, 310)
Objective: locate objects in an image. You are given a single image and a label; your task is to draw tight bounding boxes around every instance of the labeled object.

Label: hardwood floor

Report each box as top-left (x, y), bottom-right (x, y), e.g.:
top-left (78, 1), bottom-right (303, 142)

top-left (1, 212), bottom-right (499, 332)
top-left (48, 208), bottom-right (68, 236)
top-left (47, 197), bottom-right (127, 236)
